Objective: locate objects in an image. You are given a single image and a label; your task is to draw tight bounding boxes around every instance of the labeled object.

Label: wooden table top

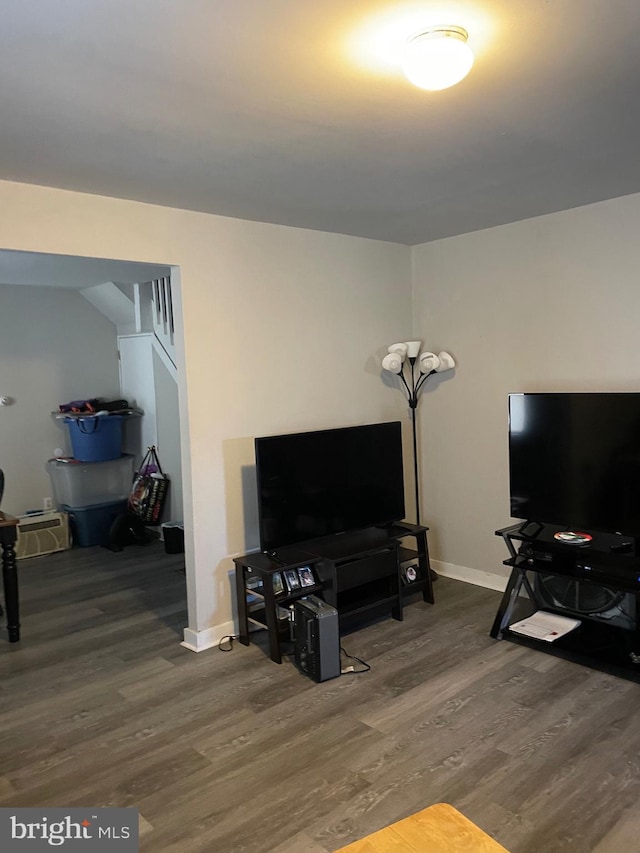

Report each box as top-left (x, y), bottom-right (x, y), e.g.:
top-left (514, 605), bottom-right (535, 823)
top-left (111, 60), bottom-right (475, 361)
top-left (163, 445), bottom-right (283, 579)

top-left (334, 803), bottom-right (510, 853)
top-left (0, 511), bottom-right (18, 528)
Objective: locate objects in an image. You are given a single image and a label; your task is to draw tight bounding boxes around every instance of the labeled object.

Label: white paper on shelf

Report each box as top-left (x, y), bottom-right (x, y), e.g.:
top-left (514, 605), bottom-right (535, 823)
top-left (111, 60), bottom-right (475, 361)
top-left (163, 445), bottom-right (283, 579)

top-left (509, 610), bottom-right (581, 642)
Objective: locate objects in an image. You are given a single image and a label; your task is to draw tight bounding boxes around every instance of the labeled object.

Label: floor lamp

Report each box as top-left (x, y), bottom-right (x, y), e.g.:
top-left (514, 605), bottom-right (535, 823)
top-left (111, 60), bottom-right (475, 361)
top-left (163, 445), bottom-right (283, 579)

top-left (381, 341), bottom-right (455, 526)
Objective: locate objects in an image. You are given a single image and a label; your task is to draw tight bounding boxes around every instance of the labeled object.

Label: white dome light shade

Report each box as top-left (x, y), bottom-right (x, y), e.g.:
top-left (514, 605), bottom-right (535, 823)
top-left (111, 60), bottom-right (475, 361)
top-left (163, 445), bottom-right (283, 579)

top-left (382, 352), bottom-right (403, 374)
top-left (388, 342), bottom-right (408, 359)
top-left (403, 26), bottom-right (474, 91)
top-left (419, 352), bottom-right (440, 373)
top-left (404, 340), bottom-right (422, 358)
top-left (435, 351), bottom-right (456, 372)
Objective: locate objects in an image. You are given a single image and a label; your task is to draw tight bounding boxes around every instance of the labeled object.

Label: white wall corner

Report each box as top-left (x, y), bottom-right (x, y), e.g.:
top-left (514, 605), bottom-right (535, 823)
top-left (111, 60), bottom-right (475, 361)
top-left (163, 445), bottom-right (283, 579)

top-left (431, 559), bottom-right (508, 593)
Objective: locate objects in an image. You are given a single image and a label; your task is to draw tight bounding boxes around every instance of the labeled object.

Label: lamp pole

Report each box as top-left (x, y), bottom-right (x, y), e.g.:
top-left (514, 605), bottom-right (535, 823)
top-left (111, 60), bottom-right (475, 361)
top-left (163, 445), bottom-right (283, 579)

top-left (381, 343), bottom-right (456, 527)
top-left (397, 354), bottom-right (428, 525)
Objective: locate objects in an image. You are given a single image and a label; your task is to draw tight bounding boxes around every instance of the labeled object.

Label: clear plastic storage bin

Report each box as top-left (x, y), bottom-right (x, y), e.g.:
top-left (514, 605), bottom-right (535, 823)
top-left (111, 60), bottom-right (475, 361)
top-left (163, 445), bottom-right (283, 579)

top-left (47, 455), bottom-right (135, 509)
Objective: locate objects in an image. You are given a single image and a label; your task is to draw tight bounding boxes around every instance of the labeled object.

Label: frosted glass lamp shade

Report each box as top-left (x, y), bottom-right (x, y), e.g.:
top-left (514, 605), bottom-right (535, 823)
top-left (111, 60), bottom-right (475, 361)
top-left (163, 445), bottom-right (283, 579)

top-left (382, 352), bottom-right (403, 374)
top-left (435, 351), bottom-right (456, 372)
top-left (403, 27), bottom-right (474, 91)
top-left (405, 340), bottom-right (422, 358)
top-left (388, 343), bottom-right (408, 359)
top-left (419, 352), bottom-right (440, 373)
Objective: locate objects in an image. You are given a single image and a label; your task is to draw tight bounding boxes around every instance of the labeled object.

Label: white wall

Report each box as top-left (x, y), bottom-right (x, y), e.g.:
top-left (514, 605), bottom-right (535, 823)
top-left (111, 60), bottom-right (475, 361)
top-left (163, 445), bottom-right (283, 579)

top-left (411, 193), bottom-right (640, 587)
top-left (153, 347), bottom-right (183, 524)
top-left (118, 333), bottom-right (158, 463)
top-left (0, 179), bottom-right (412, 649)
top-left (0, 283), bottom-right (120, 513)
top-left (119, 334), bottom-right (183, 524)
top-left (6, 179), bottom-right (640, 643)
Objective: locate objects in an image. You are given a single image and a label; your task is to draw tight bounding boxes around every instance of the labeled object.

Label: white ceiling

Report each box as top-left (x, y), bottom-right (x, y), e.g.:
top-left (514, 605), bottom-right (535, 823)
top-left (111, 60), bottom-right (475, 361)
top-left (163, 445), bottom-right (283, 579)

top-left (0, 0), bottom-right (639, 246)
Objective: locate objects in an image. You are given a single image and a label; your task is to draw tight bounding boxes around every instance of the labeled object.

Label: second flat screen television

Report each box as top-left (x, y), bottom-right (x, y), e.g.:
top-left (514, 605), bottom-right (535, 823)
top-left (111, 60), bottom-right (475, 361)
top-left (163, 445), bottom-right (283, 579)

top-left (509, 392), bottom-right (640, 537)
top-left (255, 421), bottom-right (405, 554)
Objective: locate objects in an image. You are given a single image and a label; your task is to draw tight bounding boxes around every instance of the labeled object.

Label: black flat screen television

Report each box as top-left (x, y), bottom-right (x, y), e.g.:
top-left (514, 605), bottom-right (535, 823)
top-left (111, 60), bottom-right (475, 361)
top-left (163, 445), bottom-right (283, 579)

top-left (255, 421), bottom-right (405, 553)
top-left (509, 392), bottom-right (640, 537)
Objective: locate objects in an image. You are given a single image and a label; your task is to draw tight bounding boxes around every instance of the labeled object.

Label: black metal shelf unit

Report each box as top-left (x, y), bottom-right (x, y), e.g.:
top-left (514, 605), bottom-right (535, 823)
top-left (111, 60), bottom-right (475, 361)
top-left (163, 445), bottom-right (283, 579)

top-left (491, 523), bottom-right (640, 681)
top-left (234, 522), bottom-right (433, 664)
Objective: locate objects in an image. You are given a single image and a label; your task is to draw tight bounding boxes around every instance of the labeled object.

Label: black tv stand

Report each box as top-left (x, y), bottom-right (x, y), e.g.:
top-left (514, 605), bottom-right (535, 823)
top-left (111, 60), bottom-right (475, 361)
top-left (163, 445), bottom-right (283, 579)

top-left (492, 523), bottom-right (640, 681)
top-left (234, 522), bottom-right (433, 663)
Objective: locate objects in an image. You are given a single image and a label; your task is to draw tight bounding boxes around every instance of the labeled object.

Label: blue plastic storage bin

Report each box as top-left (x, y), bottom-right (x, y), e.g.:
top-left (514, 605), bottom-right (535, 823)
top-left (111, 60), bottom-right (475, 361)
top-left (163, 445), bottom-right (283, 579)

top-left (62, 499), bottom-right (128, 547)
top-left (64, 415), bottom-right (124, 462)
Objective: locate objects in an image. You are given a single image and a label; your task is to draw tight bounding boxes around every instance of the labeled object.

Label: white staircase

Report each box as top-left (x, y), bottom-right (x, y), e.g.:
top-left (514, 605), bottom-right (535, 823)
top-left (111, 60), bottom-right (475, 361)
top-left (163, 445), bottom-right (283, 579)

top-left (150, 277), bottom-right (177, 380)
top-left (80, 277), bottom-right (177, 378)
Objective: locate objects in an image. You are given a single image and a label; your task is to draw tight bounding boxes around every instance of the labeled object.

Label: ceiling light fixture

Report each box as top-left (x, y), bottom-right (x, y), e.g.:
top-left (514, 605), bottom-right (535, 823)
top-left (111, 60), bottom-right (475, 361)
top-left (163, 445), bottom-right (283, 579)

top-left (403, 25), bottom-right (474, 91)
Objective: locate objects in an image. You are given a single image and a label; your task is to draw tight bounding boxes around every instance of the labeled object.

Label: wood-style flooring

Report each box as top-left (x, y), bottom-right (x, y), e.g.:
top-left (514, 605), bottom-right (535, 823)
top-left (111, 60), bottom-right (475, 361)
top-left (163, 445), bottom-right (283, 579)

top-left (0, 543), bottom-right (639, 852)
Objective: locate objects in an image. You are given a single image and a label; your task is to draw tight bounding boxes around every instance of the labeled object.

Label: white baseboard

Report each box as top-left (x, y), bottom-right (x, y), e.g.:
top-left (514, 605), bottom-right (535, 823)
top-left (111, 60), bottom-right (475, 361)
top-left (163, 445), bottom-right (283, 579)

top-left (182, 620), bottom-right (236, 653)
top-left (431, 559), bottom-right (508, 593)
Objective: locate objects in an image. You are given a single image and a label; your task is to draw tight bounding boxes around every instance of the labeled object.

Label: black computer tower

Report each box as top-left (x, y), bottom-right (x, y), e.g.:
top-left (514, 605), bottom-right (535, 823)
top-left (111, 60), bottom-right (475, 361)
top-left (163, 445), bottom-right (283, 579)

top-left (294, 595), bottom-right (341, 682)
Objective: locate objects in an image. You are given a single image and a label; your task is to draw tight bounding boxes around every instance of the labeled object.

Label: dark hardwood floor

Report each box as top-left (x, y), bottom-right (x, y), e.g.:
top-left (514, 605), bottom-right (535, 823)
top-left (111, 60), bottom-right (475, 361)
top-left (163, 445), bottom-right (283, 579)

top-left (0, 543), bottom-right (638, 852)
